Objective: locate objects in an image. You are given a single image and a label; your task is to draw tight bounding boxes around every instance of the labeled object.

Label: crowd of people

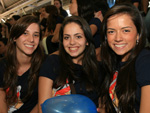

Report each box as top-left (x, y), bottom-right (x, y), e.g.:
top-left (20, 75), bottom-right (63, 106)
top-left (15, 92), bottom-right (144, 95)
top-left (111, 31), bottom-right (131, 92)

top-left (0, 0), bottom-right (150, 113)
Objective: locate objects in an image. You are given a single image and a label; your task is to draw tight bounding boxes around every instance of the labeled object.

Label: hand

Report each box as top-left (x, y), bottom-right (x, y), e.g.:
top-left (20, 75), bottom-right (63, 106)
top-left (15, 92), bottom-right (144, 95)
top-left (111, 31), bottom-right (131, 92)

top-left (97, 107), bottom-right (100, 113)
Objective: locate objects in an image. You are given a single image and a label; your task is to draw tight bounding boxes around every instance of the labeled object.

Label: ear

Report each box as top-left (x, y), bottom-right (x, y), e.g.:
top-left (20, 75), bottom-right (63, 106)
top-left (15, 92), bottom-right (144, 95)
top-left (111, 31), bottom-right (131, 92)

top-left (13, 37), bottom-right (16, 42)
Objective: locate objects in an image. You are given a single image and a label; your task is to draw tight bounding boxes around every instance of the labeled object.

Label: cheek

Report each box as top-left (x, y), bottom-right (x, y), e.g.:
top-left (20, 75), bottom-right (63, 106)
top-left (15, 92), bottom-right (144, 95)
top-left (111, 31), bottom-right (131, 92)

top-left (35, 38), bottom-right (40, 44)
top-left (63, 40), bottom-right (67, 47)
top-left (107, 36), bottom-right (114, 45)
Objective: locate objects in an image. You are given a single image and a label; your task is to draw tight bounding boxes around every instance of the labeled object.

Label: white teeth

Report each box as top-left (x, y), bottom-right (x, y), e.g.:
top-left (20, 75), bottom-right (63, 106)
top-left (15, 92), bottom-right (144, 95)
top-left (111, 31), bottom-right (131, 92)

top-left (25, 44), bottom-right (33, 47)
top-left (115, 44), bottom-right (126, 47)
top-left (70, 48), bottom-right (77, 50)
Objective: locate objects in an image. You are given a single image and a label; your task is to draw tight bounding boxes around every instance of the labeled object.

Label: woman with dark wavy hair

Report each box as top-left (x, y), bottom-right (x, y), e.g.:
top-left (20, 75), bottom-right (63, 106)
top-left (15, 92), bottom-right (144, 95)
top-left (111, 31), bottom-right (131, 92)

top-left (98, 3), bottom-right (150, 113)
top-left (0, 15), bottom-right (45, 113)
top-left (54, 0), bottom-right (68, 18)
top-left (69, 0), bottom-right (106, 61)
top-left (38, 16), bottom-right (102, 113)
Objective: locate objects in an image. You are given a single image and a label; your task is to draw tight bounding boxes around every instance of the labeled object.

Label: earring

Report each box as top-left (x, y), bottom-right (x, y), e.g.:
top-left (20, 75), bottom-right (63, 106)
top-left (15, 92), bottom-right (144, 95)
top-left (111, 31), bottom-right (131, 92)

top-left (105, 36), bottom-right (107, 41)
top-left (136, 39), bottom-right (139, 45)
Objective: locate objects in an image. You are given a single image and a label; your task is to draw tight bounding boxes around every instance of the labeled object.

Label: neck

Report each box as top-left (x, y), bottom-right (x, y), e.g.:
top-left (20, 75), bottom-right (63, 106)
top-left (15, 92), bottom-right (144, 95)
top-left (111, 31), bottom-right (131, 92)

top-left (17, 52), bottom-right (32, 76)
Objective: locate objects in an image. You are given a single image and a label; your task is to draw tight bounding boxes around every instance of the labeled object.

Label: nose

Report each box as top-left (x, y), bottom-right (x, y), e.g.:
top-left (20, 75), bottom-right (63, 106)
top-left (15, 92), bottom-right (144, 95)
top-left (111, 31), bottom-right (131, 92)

top-left (115, 31), bottom-right (123, 42)
top-left (27, 35), bottom-right (34, 42)
top-left (70, 38), bottom-right (75, 45)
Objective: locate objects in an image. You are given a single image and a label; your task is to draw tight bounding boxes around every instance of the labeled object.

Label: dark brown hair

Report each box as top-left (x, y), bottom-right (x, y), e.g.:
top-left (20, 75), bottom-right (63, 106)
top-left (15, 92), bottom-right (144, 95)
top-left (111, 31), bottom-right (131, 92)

top-left (3, 15), bottom-right (45, 106)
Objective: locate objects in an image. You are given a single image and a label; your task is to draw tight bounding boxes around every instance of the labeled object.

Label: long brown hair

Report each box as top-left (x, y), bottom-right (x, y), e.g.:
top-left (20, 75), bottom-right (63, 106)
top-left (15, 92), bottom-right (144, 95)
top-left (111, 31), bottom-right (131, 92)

top-left (99, 3), bottom-right (146, 112)
top-left (54, 16), bottom-right (99, 92)
top-left (3, 15), bottom-right (45, 106)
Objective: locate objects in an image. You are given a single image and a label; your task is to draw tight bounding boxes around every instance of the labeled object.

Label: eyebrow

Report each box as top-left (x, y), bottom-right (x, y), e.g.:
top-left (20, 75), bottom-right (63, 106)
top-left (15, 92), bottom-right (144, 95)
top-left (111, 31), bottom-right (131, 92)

top-left (107, 26), bottom-right (132, 30)
top-left (64, 33), bottom-right (83, 36)
top-left (25, 30), bottom-right (40, 33)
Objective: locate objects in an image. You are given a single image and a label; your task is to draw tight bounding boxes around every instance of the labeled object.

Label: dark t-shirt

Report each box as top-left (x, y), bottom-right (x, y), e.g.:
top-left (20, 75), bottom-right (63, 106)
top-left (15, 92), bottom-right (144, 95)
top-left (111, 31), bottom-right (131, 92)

top-left (39, 54), bottom-right (102, 107)
top-left (89, 18), bottom-right (102, 48)
top-left (46, 16), bottom-right (64, 54)
top-left (0, 59), bottom-right (38, 113)
top-left (60, 9), bottom-right (68, 18)
top-left (135, 49), bottom-right (150, 113)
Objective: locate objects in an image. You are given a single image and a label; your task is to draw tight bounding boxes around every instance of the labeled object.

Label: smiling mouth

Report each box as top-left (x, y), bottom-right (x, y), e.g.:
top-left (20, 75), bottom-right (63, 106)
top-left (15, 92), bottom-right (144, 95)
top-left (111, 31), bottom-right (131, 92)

top-left (69, 47), bottom-right (78, 51)
top-left (115, 44), bottom-right (126, 48)
top-left (25, 44), bottom-right (34, 47)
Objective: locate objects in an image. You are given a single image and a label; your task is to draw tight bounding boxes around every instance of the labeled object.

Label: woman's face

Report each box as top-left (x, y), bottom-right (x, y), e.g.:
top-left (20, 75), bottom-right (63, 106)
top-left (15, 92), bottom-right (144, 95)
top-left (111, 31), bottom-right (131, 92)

top-left (63, 22), bottom-right (88, 64)
top-left (69, 0), bottom-right (78, 16)
top-left (106, 14), bottom-right (139, 62)
top-left (15, 23), bottom-right (40, 57)
top-left (40, 8), bottom-right (49, 18)
top-left (54, 0), bottom-right (61, 9)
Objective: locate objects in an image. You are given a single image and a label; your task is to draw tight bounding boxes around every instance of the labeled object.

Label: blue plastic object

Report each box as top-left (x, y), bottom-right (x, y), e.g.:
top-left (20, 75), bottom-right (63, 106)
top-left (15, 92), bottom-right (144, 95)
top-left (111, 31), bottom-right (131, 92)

top-left (41, 94), bottom-right (97, 113)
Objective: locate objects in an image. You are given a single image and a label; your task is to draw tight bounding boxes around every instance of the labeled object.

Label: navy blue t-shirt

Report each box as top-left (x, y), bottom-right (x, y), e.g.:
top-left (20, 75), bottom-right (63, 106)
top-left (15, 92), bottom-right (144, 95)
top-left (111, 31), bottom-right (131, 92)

top-left (39, 54), bottom-right (102, 107)
top-left (135, 49), bottom-right (150, 113)
top-left (0, 59), bottom-right (38, 113)
top-left (89, 18), bottom-right (102, 48)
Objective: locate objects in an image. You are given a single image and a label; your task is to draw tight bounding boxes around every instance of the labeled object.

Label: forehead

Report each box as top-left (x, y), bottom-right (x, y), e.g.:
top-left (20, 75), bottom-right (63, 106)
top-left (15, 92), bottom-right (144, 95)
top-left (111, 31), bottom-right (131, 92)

top-left (26, 23), bottom-right (40, 31)
top-left (109, 13), bottom-right (132, 20)
top-left (64, 22), bottom-right (81, 30)
top-left (54, 0), bottom-right (60, 3)
top-left (107, 13), bottom-right (134, 26)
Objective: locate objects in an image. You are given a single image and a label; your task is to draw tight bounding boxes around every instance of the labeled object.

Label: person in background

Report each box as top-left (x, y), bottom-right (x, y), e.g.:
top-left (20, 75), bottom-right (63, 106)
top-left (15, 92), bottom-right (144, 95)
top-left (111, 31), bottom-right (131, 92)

top-left (41, 5), bottom-right (64, 54)
top-left (98, 3), bottom-right (150, 113)
top-left (0, 23), bottom-right (9, 39)
top-left (0, 15), bottom-right (45, 113)
top-left (0, 38), bottom-right (8, 58)
top-left (93, 0), bottom-right (109, 61)
top-left (38, 16), bottom-right (102, 113)
top-left (9, 15), bottom-right (21, 26)
top-left (54, 0), bottom-right (68, 18)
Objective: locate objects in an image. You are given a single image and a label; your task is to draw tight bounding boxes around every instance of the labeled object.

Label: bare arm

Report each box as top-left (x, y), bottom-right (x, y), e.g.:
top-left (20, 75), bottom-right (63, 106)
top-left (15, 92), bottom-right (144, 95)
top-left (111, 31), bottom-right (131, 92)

top-left (90, 24), bottom-right (98, 36)
top-left (139, 85), bottom-right (150, 113)
top-left (0, 88), bottom-right (7, 113)
top-left (51, 24), bottom-right (62, 43)
top-left (38, 76), bottom-right (53, 113)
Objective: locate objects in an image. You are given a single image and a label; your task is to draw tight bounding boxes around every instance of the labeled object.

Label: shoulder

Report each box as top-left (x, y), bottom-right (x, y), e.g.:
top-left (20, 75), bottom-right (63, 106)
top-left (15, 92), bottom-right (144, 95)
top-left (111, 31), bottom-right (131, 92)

top-left (136, 49), bottom-right (150, 64)
top-left (89, 18), bottom-right (101, 25)
top-left (135, 49), bottom-right (150, 86)
top-left (39, 54), bottom-right (60, 80)
top-left (89, 17), bottom-right (102, 29)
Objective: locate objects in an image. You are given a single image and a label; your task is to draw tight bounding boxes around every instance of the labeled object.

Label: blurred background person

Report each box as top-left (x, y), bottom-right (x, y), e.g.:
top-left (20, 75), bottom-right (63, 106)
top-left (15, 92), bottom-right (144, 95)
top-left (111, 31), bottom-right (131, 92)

top-left (54, 0), bottom-right (68, 18)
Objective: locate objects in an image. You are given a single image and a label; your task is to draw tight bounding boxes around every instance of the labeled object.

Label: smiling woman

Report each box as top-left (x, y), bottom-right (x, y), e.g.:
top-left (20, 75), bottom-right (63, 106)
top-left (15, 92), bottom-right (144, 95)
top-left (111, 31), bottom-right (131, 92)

top-left (98, 3), bottom-right (150, 113)
top-left (106, 13), bottom-right (139, 62)
top-left (38, 16), bottom-right (102, 113)
top-left (0, 15), bottom-right (45, 113)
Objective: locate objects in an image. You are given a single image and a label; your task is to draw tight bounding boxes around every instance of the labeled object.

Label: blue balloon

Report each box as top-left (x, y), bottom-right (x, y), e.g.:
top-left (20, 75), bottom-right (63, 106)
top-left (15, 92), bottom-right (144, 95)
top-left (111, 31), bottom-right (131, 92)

top-left (41, 94), bottom-right (97, 113)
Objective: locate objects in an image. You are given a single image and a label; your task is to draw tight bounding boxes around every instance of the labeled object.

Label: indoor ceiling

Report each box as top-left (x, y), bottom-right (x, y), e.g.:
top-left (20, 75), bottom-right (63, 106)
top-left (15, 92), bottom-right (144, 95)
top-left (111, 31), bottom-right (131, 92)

top-left (0, 0), bottom-right (70, 23)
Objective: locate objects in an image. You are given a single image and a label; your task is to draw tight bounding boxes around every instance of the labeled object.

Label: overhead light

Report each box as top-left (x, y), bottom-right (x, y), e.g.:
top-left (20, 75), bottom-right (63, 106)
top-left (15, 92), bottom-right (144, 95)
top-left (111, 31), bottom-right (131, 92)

top-left (1, 18), bottom-right (5, 23)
